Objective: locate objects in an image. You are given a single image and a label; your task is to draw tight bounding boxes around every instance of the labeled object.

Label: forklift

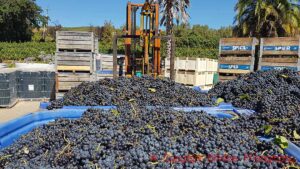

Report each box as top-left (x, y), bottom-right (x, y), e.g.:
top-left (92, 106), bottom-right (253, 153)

top-left (113, 1), bottom-right (162, 78)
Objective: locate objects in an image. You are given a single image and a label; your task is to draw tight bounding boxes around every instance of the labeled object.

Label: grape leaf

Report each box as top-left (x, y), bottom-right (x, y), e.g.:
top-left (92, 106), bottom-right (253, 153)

top-left (148, 88), bottom-right (156, 93)
top-left (263, 125), bottom-right (273, 134)
top-left (293, 130), bottom-right (300, 140)
top-left (274, 136), bottom-right (289, 149)
top-left (239, 94), bottom-right (250, 100)
top-left (215, 98), bottom-right (224, 105)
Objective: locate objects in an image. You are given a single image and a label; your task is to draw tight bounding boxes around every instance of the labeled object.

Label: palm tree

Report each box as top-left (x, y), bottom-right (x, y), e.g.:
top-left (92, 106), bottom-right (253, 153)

top-left (151, 0), bottom-right (190, 80)
top-left (234, 0), bottom-right (300, 37)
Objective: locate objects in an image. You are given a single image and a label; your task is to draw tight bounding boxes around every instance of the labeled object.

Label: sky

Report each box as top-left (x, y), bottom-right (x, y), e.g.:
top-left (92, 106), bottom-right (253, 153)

top-left (36, 0), bottom-right (237, 29)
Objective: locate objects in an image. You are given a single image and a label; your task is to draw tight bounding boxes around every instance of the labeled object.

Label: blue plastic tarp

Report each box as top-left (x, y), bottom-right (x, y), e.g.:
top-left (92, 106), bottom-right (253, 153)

top-left (0, 108), bottom-right (114, 150)
top-left (258, 137), bottom-right (300, 163)
top-left (173, 103), bottom-right (256, 117)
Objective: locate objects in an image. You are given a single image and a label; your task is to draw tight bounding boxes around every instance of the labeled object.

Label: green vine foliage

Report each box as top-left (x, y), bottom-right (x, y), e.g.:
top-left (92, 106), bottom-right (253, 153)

top-left (0, 42), bottom-right (55, 61)
top-left (0, 25), bottom-right (232, 61)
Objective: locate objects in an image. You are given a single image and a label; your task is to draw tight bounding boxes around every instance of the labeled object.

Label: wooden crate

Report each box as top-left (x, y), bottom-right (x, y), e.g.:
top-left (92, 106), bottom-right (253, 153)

top-left (57, 72), bottom-right (90, 91)
top-left (98, 54), bottom-right (125, 71)
top-left (218, 38), bottom-right (259, 81)
top-left (259, 37), bottom-right (300, 71)
top-left (55, 52), bottom-right (94, 73)
top-left (56, 31), bottom-right (98, 52)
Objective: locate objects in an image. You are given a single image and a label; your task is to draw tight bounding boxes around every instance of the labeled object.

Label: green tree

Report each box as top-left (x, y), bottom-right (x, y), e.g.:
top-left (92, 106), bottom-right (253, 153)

top-left (234, 0), bottom-right (300, 37)
top-left (0, 0), bottom-right (46, 42)
top-left (100, 21), bottom-right (115, 42)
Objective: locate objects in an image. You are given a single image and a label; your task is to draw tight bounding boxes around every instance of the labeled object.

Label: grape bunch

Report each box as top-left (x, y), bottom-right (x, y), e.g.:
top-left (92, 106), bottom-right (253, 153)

top-left (209, 69), bottom-right (300, 146)
top-left (0, 108), bottom-right (293, 169)
top-left (48, 76), bottom-right (213, 110)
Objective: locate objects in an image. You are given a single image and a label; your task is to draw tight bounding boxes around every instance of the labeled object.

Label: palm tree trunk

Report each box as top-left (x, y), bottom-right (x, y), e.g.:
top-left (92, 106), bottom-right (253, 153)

top-left (166, 0), bottom-right (175, 80)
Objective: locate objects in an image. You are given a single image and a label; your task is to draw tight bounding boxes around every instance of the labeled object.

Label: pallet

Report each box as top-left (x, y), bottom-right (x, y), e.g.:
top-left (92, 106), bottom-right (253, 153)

top-left (56, 31), bottom-right (98, 52)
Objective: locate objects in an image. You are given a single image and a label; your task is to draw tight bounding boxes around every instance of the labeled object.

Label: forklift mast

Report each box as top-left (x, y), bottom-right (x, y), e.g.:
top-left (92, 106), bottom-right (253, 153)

top-left (124, 1), bottom-right (161, 77)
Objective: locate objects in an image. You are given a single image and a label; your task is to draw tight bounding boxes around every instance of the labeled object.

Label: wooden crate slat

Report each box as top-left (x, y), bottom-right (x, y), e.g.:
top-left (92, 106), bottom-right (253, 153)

top-left (219, 56), bottom-right (252, 65)
top-left (262, 51), bottom-right (298, 55)
top-left (57, 66), bottom-right (91, 71)
top-left (57, 44), bottom-right (93, 50)
top-left (219, 75), bottom-right (237, 81)
top-left (260, 62), bottom-right (298, 67)
top-left (261, 58), bottom-right (298, 63)
top-left (220, 38), bottom-right (258, 46)
top-left (57, 36), bottom-right (93, 41)
top-left (57, 56), bottom-right (91, 61)
top-left (218, 69), bottom-right (251, 74)
top-left (56, 52), bottom-right (93, 57)
top-left (57, 31), bottom-right (92, 36)
top-left (220, 51), bottom-right (253, 55)
top-left (58, 72), bottom-right (91, 77)
top-left (58, 76), bottom-right (91, 82)
top-left (58, 40), bottom-right (94, 45)
top-left (262, 37), bottom-right (299, 46)
top-left (57, 61), bottom-right (91, 66)
top-left (58, 82), bottom-right (83, 90)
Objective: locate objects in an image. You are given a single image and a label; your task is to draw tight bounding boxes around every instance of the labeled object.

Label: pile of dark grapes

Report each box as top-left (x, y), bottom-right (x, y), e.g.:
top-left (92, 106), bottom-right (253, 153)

top-left (0, 108), bottom-right (293, 169)
top-left (1, 70), bottom-right (300, 168)
top-left (209, 69), bottom-right (300, 146)
top-left (48, 76), bottom-right (213, 110)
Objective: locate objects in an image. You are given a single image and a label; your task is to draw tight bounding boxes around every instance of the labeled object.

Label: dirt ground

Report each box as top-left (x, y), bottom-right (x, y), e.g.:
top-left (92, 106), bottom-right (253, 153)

top-left (0, 101), bottom-right (41, 123)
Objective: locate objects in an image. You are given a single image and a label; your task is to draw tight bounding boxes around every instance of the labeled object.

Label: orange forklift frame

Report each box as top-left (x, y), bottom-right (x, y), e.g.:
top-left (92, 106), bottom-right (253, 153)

top-left (114, 1), bottom-right (161, 77)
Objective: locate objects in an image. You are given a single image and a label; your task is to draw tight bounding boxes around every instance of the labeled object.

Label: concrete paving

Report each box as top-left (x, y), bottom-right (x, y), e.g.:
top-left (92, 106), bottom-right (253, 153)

top-left (0, 101), bottom-right (41, 123)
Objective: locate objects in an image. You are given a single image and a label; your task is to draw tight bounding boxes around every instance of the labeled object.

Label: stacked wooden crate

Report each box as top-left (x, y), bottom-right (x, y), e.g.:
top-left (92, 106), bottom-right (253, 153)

top-left (218, 38), bottom-right (258, 82)
top-left (164, 57), bottom-right (218, 87)
top-left (95, 54), bottom-right (125, 80)
top-left (259, 37), bottom-right (300, 71)
top-left (55, 31), bottom-right (98, 98)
